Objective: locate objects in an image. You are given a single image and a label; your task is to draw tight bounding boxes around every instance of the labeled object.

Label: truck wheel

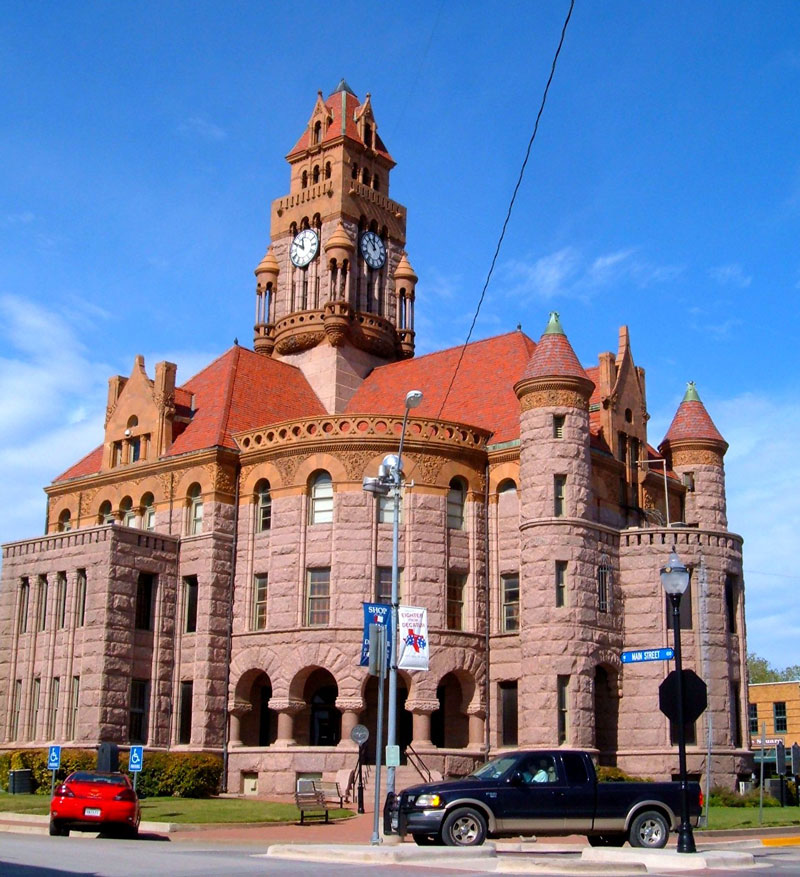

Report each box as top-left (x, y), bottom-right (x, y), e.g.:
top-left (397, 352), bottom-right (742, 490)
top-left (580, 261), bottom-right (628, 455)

top-left (629, 810), bottom-right (669, 849)
top-left (441, 807), bottom-right (487, 847)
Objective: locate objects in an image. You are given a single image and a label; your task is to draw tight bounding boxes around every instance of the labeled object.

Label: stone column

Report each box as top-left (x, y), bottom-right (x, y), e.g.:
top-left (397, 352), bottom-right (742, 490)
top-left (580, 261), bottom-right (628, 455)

top-left (336, 697), bottom-right (365, 748)
top-left (406, 699), bottom-right (439, 748)
top-left (228, 702), bottom-right (252, 747)
top-left (467, 704), bottom-right (486, 748)
top-left (269, 698), bottom-right (305, 745)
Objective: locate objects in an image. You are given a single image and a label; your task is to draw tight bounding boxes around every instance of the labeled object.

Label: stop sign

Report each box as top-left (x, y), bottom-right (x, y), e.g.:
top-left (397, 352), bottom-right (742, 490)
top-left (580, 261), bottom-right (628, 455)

top-left (659, 669), bottom-right (707, 724)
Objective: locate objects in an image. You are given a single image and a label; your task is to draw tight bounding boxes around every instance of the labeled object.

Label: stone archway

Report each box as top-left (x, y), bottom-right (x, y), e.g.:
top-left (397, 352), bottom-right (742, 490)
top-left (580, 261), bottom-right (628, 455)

top-left (299, 668), bottom-right (341, 747)
top-left (361, 676), bottom-right (411, 763)
top-left (431, 672), bottom-right (470, 749)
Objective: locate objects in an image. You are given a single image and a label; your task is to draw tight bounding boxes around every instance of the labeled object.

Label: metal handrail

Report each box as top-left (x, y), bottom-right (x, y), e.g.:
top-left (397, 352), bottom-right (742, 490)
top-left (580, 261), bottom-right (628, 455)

top-left (406, 744), bottom-right (433, 783)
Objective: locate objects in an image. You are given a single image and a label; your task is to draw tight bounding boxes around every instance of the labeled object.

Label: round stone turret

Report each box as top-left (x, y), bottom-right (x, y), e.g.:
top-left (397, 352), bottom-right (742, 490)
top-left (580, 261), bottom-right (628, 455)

top-left (324, 221), bottom-right (354, 267)
top-left (254, 246), bottom-right (280, 355)
top-left (659, 381), bottom-right (728, 528)
top-left (394, 252), bottom-right (417, 358)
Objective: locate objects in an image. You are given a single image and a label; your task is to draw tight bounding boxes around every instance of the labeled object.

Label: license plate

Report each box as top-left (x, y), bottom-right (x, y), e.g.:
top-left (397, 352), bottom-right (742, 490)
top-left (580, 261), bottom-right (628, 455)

top-left (84, 807), bottom-right (101, 817)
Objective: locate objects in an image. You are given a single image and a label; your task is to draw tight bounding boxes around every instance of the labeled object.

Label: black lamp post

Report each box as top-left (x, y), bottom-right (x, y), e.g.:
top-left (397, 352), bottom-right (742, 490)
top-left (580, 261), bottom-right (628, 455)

top-left (660, 549), bottom-right (697, 854)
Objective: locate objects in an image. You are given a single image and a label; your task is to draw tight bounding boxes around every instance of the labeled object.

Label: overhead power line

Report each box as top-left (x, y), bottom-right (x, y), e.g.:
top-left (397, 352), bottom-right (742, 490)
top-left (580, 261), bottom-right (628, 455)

top-left (436, 0), bottom-right (576, 418)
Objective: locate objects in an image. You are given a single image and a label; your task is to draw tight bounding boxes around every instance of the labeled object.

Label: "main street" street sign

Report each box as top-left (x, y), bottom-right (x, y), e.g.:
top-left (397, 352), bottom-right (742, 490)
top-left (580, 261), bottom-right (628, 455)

top-left (621, 647), bottom-right (675, 664)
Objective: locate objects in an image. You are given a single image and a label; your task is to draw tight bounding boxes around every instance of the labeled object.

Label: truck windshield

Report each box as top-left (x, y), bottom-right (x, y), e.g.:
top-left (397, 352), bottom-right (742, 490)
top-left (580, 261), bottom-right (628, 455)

top-left (468, 756), bottom-right (517, 780)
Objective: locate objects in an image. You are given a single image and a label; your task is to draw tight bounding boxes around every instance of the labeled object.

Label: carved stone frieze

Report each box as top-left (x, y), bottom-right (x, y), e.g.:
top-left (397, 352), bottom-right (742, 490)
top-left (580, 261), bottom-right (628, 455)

top-left (411, 453), bottom-right (444, 485)
top-left (519, 388), bottom-right (589, 411)
top-left (275, 329), bottom-right (325, 355)
top-left (154, 390), bottom-right (176, 418)
top-left (156, 472), bottom-right (173, 498)
top-left (672, 448), bottom-right (724, 468)
top-left (272, 454), bottom-right (307, 485)
top-left (79, 489), bottom-right (98, 518)
top-left (405, 699), bottom-right (441, 715)
top-left (335, 697), bottom-right (365, 713)
top-left (205, 463), bottom-right (236, 496)
top-left (339, 450), bottom-right (373, 481)
top-left (268, 698), bottom-right (305, 714)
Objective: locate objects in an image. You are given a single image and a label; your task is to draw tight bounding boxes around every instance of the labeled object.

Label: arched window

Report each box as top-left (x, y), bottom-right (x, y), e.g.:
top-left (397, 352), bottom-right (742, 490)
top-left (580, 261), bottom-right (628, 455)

top-left (324, 162), bottom-right (331, 179)
top-left (362, 168), bottom-right (371, 187)
top-left (312, 164), bottom-right (320, 184)
top-left (447, 478), bottom-right (466, 529)
top-left (256, 480), bottom-right (272, 532)
top-left (58, 509), bottom-right (72, 532)
top-left (372, 174), bottom-right (380, 192)
top-left (363, 122), bottom-right (373, 149)
top-left (141, 493), bottom-right (155, 531)
top-left (309, 472), bottom-right (333, 524)
top-left (313, 120), bottom-right (322, 144)
top-left (99, 501), bottom-right (114, 524)
top-left (597, 562), bottom-right (611, 613)
top-left (301, 170), bottom-right (308, 189)
top-left (120, 496), bottom-right (136, 528)
top-left (352, 163), bottom-right (359, 180)
top-left (187, 483), bottom-right (203, 535)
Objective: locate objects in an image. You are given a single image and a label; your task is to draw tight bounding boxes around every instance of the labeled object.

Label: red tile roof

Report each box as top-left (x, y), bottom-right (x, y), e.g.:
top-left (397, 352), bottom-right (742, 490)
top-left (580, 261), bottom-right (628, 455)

top-left (522, 329), bottom-right (592, 383)
top-left (52, 347), bottom-right (325, 482)
top-left (346, 332), bottom-right (537, 444)
top-left (661, 399), bottom-right (726, 447)
top-left (287, 88), bottom-right (393, 163)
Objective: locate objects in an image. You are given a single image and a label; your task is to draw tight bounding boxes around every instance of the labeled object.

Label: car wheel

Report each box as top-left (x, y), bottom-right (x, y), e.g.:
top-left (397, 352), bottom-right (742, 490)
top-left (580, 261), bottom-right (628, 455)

top-left (441, 807), bottom-right (487, 847)
top-left (411, 833), bottom-right (437, 846)
top-left (629, 810), bottom-right (669, 849)
top-left (588, 834), bottom-right (625, 847)
top-left (49, 820), bottom-right (68, 837)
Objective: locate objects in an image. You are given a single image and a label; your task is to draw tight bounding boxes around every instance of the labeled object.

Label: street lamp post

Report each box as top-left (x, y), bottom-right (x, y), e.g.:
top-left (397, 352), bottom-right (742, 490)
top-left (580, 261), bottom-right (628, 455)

top-left (362, 389), bottom-right (423, 821)
top-left (660, 549), bottom-right (697, 854)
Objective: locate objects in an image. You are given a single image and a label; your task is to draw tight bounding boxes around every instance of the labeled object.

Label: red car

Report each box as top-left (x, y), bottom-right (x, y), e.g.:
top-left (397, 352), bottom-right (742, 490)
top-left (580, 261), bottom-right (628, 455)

top-left (50, 771), bottom-right (141, 838)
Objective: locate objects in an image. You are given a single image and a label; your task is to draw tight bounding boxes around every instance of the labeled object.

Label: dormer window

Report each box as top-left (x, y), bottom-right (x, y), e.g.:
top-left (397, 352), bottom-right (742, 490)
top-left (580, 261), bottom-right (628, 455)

top-left (313, 120), bottom-right (321, 144)
top-left (129, 436), bottom-right (141, 462)
top-left (363, 122), bottom-right (373, 149)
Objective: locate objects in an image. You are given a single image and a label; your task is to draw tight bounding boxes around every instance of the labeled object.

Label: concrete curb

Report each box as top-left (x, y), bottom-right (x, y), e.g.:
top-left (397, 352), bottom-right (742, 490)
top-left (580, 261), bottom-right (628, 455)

top-left (0, 813), bottom-right (179, 833)
top-left (581, 847), bottom-right (756, 870)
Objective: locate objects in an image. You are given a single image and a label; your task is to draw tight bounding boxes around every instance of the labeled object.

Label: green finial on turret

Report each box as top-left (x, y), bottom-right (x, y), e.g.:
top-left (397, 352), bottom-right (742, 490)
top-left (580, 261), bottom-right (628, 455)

top-left (683, 381), bottom-right (701, 402)
top-left (543, 311), bottom-right (565, 336)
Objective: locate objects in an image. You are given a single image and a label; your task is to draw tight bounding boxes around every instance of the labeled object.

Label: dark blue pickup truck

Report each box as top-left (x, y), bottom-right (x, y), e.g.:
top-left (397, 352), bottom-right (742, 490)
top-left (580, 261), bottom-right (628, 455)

top-left (396, 750), bottom-right (701, 848)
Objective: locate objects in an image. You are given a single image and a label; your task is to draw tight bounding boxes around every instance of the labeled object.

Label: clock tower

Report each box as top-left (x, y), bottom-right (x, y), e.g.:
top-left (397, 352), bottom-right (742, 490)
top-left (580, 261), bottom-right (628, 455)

top-left (253, 80), bottom-right (417, 412)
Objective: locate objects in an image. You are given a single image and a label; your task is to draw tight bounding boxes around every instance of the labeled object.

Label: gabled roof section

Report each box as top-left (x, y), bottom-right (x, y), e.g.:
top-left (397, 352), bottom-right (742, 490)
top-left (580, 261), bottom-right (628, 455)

top-left (52, 347), bottom-right (325, 482)
top-left (287, 84), bottom-right (393, 163)
top-left (167, 346), bottom-right (325, 456)
top-left (660, 382), bottom-right (727, 449)
top-left (346, 331), bottom-right (536, 444)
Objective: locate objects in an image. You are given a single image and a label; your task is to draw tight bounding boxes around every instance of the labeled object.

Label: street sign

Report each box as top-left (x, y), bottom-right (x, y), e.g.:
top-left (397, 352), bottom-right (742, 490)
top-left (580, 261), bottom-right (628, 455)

top-left (129, 745), bottom-right (144, 773)
top-left (350, 724), bottom-right (369, 746)
top-left (658, 669), bottom-right (707, 725)
top-left (622, 648), bottom-right (675, 664)
top-left (47, 745), bottom-right (61, 771)
top-left (385, 745), bottom-right (400, 768)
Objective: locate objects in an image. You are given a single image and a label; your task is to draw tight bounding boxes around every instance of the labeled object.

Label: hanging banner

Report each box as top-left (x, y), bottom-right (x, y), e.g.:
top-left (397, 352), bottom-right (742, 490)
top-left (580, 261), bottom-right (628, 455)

top-left (360, 602), bottom-right (391, 667)
top-left (397, 606), bottom-right (429, 671)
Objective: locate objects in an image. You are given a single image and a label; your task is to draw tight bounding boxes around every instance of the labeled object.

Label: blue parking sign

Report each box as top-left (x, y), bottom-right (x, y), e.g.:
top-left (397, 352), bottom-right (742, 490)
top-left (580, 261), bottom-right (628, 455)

top-left (48, 745), bottom-right (61, 771)
top-left (129, 745), bottom-right (144, 773)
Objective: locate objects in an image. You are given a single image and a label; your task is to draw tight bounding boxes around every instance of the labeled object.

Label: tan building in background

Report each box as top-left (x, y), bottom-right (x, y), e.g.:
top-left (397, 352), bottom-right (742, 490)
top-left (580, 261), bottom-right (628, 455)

top-left (0, 81), bottom-right (752, 797)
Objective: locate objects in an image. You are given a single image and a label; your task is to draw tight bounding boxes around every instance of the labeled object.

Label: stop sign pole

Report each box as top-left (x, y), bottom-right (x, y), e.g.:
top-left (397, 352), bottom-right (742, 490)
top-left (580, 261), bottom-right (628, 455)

top-left (661, 551), bottom-right (697, 855)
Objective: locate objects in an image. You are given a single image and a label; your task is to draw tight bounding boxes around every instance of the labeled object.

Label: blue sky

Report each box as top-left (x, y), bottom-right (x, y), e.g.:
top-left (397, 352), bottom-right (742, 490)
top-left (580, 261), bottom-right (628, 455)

top-left (1, 1), bottom-right (799, 668)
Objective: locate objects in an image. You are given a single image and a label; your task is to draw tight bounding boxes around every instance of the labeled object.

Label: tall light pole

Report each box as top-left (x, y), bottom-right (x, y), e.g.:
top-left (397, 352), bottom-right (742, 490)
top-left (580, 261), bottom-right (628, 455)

top-left (660, 549), bottom-right (697, 854)
top-left (362, 389), bottom-right (423, 820)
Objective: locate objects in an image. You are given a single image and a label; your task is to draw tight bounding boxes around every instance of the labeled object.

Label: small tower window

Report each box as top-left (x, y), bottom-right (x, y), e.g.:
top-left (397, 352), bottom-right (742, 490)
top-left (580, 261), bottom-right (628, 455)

top-left (363, 122), bottom-right (373, 148)
top-left (352, 163), bottom-right (359, 180)
top-left (597, 562), bottom-right (610, 613)
top-left (58, 509), bottom-right (72, 532)
top-left (447, 478), bottom-right (466, 529)
top-left (312, 165), bottom-right (320, 184)
top-left (553, 414), bottom-right (565, 439)
top-left (373, 174), bottom-right (380, 192)
top-left (313, 120), bottom-right (321, 144)
top-left (301, 170), bottom-right (308, 189)
top-left (362, 168), bottom-right (371, 186)
top-left (256, 480), bottom-right (272, 532)
top-left (325, 162), bottom-right (331, 179)
top-left (187, 483), bottom-right (203, 535)
top-left (553, 475), bottom-right (566, 517)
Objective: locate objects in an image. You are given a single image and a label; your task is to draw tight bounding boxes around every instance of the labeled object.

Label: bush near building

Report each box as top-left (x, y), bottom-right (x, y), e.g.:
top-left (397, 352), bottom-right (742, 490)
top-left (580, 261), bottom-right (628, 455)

top-left (0, 749), bottom-right (222, 797)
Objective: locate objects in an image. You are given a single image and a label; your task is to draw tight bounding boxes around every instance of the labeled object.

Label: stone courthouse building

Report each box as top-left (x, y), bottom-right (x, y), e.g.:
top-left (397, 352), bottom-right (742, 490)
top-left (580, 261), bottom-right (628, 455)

top-left (0, 82), bottom-right (751, 795)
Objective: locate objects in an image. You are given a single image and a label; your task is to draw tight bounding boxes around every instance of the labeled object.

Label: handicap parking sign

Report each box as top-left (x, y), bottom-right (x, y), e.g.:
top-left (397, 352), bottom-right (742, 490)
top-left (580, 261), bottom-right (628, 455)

top-left (129, 745), bottom-right (144, 773)
top-left (48, 745), bottom-right (61, 771)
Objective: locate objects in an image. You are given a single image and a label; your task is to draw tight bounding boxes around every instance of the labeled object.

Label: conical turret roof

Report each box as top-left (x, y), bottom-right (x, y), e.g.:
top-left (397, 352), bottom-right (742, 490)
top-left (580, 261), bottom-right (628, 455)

top-left (660, 382), bottom-right (727, 449)
top-left (521, 312), bottom-right (592, 383)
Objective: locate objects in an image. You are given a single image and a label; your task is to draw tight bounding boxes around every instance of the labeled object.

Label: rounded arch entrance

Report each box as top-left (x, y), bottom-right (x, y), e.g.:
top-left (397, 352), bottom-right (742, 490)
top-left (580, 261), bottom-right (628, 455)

top-left (234, 670), bottom-right (277, 747)
top-left (292, 668), bottom-right (341, 746)
top-left (431, 671), bottom-right (473, 749)
top-left (360, 674), bottom-right (412, 763)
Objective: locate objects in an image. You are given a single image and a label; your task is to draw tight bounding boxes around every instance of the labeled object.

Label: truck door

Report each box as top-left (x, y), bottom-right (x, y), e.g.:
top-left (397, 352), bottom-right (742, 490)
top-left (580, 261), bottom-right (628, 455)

top-left (558, 752), bottom-right (595, 832)
top-left (494, 754), bottom-right (566, 833)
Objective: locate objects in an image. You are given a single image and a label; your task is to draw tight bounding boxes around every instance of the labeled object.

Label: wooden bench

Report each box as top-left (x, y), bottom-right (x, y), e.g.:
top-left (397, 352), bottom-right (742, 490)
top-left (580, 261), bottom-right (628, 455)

top-left (313, 780), bottom-right (344, 808)
top-left (295, 787), bottom-right (333, 824)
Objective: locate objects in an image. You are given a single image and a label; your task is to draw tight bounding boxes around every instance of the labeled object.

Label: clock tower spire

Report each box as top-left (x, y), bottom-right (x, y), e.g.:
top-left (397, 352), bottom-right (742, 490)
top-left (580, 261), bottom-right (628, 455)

top-left (253, 82), bottom-right (417, 412)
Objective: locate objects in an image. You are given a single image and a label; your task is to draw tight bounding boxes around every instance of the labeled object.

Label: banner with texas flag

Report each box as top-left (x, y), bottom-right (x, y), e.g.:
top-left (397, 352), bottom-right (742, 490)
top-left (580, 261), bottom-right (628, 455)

top-left (397, 606), bottom-right (429, 671)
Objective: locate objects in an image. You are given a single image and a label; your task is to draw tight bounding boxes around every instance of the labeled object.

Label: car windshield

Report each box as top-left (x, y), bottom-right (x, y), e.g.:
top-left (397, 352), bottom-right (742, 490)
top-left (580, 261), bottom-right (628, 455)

top-left (467, 756), bottom-right (518, 780)
top-left (69, 772), bottom-right (128, 785)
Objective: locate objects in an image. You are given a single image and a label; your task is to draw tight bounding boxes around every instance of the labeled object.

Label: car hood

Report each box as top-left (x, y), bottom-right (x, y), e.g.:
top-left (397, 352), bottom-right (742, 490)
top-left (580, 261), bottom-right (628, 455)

top-left (400, 777), bottom-right (488, 799)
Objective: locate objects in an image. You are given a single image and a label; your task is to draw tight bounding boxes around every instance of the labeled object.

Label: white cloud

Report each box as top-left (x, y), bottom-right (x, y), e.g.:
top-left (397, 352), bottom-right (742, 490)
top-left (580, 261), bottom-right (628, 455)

top-left (1, 211), bottom-right (35, 227)
top-left (501, 246), bottom-right (683, 301)
top-left (177, 117), bottom-right (228, 141)
top-left (711, 392), bottom-right (800, 668)
top-left (708, 263), bottom-right (752, 288)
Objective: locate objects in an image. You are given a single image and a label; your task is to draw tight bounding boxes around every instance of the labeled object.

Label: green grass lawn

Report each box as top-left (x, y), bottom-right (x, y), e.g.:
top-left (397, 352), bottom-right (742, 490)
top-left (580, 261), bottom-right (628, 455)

top-left (704, 805), bottom-right (800, 831)
top-left (0, 793), bottom-right (353, 824)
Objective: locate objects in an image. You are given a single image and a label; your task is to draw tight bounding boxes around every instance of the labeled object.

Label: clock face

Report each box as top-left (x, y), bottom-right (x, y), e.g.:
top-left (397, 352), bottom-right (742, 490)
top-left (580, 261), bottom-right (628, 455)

top-left (290, 229), bottom-right (319, 268)
top-left (360, 231), bottom-right (386, 270)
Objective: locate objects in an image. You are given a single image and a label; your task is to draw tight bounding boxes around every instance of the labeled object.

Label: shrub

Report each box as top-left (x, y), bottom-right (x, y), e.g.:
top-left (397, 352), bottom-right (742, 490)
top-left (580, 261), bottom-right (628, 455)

top-left (0, 748), bottom-right (222, 798)
top-left (596, 765), bottom-right (652, 783)
top-left (709, 784), bottom-right (780, 808)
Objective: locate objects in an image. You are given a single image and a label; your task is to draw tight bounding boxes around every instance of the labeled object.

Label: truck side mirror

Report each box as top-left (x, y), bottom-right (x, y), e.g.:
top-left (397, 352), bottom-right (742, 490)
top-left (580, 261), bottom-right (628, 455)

top-left (510, 771), bottom-right (525, 786)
